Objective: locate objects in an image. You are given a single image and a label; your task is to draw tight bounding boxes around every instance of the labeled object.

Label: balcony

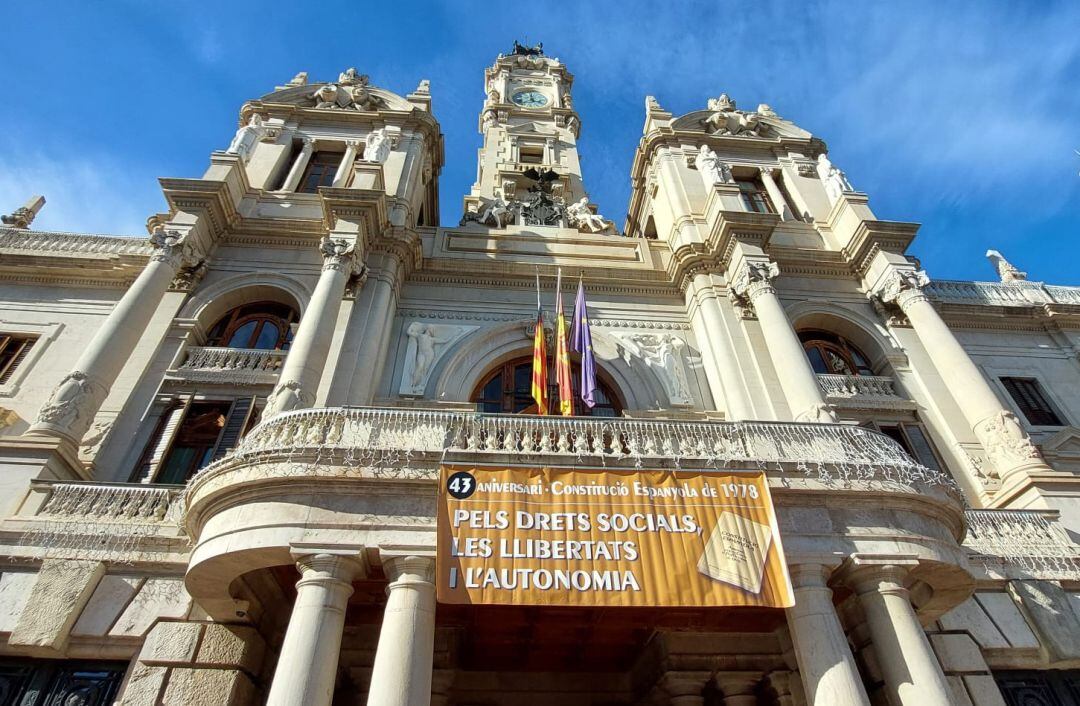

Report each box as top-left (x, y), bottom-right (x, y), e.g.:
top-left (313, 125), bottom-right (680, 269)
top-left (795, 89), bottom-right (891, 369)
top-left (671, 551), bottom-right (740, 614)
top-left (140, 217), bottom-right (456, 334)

top-left (964, 509), bottom-right (1080, 578)
top-left (816, 374), bottom-right (915, 411)
top-left (168, 346), bottom-right (285, 385)
top-left (188, 406), bottom-right (953, 490)
top-left (5, 480), bottom-right (186, 561)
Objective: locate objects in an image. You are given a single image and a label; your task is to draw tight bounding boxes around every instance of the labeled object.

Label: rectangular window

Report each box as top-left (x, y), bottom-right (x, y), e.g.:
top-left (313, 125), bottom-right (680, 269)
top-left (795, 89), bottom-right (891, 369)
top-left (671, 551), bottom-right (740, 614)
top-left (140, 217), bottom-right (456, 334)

top-left (0, 334), bottom-right (36, 384)
top-left (518, 144), bottom-right (544, 164)
top-left (0, 658), bottom-right (128, 706)
top-left (135, 397), bottom-right (259, 483)
top-left (867, 421), bottom-right (943, 471)
top-left (1001, 377), bottom-right (1064, 426)
top-left (735, 178), bottom-right (775, 214)
top-left (994, 669), bottom-right (1080, 705)
top-left (298, 151), bottom-right (341, 193)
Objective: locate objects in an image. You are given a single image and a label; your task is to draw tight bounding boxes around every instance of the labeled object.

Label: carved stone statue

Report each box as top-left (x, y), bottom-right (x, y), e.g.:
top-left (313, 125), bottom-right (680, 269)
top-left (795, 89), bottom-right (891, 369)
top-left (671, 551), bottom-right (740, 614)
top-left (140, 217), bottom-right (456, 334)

top-left (313, 84), bottom-right (340, 109)
top-left (694, 146), bottom-right (733, 186)
top-left (1, 195), bottom-right (45, 229)
top-left (617, 333), bottom-right (693, 405)
top-left (225, 113), bottom-right (266, 163)
top-left (481, 109), bottom-right (497, 130)
top-left (512, 41), bottom-right (544, 56)
top-left (349, 84), bottom-right (379, 111)
top-left (703, 94), bottom-right (768, 137)
top-left (400, 323), bottom-right (475, 395)
top-left (816, 154), bottom-right (855, 204)
top-left (756, 103), bottom-right (778, 117)
top-left (566, 197), bottom-right (609, 233)
top-left (363, 128), bottom-right (392, 163)
top-left (338, 67), bottom-right (368, 86)
top-left (487, 87), bottom-right (501, 103)
top-left (561, 91), bottom-right (573, 108)
top-left (979, 410), bottom-right (1043, 470)
top-left (479, 192), bottom-right (512, 229)
top-left (986, 250), bottom-right (1028, 283)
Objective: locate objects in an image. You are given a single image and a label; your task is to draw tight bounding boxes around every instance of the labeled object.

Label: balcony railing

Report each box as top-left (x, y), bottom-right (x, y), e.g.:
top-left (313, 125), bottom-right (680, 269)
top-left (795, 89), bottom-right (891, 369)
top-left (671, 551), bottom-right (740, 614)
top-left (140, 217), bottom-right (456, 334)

top-left (927, 279), bottom-right (1080, 308)
top-left (964, 509), bottom-right (1080, 577)
top-left (13, 481), bottom-right (185, 559)
top-left (170, 346), bottom-right (286, 385)
top-left (192, 406), bottom-right (955, 490)
top-left (816, 374), bottom-right (913, 410)
top-left (0, 227), bottom-right (153, 256)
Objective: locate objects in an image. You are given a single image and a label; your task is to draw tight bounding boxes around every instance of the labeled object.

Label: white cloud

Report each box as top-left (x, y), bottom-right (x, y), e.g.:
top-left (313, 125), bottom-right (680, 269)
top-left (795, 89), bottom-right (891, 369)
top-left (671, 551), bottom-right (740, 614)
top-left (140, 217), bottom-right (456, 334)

top-left (0, 147), bottom-right (163, 236)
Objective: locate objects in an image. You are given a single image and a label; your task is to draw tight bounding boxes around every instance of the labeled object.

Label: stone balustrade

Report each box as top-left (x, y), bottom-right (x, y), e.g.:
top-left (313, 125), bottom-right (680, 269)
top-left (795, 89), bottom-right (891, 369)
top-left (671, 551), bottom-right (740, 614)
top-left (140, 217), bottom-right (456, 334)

top-left (964, 509), bottom-right (1080, 577)
top-left (927, 279), bottom-right (1080, 307)
top-left (29, 480), bottom-right (183, 525)
top-left (0, 227), bottom-right (153, 256)
top-left (190, 406), bottom-right (953, 489)
top-left (171, 346), bottom-right (286, 385)
top-left (816, 373), bottom-right (913, 411)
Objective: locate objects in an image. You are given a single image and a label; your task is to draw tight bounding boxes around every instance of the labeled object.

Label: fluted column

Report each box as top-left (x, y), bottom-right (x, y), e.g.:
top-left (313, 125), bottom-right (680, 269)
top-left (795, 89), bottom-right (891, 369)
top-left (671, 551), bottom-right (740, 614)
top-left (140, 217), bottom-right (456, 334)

top-left (29, 227), bottom-right (195, 444)
top-left (280, 137), bottom-right (316, 192)
top-left (845, 563), bottom-right (951, 706)
top-left (264, 237), bottom-right (360, 418)
top-left (688, 272), bottom-right (754, 420)
top-left (785, 565), bottom-right (871, 706)
top-left (731, 260), bottom-right (837, 423)
top-left (367, 556), bottom-right (436, 706)
top-left (333, 140), bottom-right (361, 187)
top-left (876, 269), bottom-right (1053, 481)
top-left (266, 551), bottom-right (366, 706)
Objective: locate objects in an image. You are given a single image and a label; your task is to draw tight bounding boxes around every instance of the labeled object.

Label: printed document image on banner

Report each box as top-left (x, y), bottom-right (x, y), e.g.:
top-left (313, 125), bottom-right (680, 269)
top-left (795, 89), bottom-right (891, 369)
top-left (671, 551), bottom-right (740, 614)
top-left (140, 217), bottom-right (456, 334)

top-left (437, 465), bottom-right (794, 609)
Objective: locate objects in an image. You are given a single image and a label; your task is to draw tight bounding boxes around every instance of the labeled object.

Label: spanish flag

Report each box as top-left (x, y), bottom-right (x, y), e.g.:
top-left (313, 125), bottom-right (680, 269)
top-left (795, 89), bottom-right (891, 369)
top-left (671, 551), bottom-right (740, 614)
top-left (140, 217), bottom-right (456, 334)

top-left (531, 271), bottom-right (549, 415)
top-left (554, 269), bottom-right (574, 416)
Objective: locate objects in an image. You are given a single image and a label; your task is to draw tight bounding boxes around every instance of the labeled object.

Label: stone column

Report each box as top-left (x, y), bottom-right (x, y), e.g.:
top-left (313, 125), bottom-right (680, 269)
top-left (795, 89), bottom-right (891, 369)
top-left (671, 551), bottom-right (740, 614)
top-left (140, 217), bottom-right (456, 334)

top-left (29, 228), bottom-right (195, 444)
top-left (266, 552), bottom-right (366, 706)
top-left (654, 671), bottom-right (712, 706)
top-left (263, 237), bottom-right (360, 418)
top-left (333, 140), bottom-right (361, 188)
top-left (846, 564), bottom-right (952, 706)
top-left (876, 269), bottom-right (1053, 481)
top-left (731, 260), bottom-right (837, 423)
top-left (714, 672), bottom-right (762, 706)
top-left (759, 168), bottom-right (794, 221)
top-left (367, 556), bottom-right (436, 706)
top-left (280, 137), bottom-right (316, 192)
top-left (348, 263), bottom-right (399, 404)
top-left (785, 565), bottom-right (871, 706)
top-left (689, 272), bottom-right (753, 420)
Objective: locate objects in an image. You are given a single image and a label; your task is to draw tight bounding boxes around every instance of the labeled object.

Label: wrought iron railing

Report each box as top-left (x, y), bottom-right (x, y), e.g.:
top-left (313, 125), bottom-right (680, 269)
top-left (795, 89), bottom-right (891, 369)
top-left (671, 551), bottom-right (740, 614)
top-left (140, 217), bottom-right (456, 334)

top-left (964, 509), bottom-right (1080, 576)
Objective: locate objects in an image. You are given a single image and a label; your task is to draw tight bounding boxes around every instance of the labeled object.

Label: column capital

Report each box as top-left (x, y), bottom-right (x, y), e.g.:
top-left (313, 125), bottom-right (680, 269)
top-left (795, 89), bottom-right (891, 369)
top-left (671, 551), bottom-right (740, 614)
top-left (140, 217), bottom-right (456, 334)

top-left (713, 671), bottom-right (763, 704)
top-left (319, 236), bottom-right (362, 276)
top-left (149, 225), bottom-right (197, 270)
top-left (874, 268), bottom-right (931, 312)
top-left (292, 548), bottom-right (369, 585)
top-left (837, 556), bottom-right (917, 596)
top-left (730, 259), bottom-right (779, 303)
top-left (656, 670), bottom-right (713, 700)
top-left (786, 562), bottom-right (835, 589)
top-left (382, 554), bottom-right (436, 585)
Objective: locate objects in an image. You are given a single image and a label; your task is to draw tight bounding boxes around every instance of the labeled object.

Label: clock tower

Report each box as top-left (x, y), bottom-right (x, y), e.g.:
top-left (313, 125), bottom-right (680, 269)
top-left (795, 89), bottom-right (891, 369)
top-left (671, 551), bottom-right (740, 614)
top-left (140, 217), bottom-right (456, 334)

top-left (462, 42), bottom-right (613, 233)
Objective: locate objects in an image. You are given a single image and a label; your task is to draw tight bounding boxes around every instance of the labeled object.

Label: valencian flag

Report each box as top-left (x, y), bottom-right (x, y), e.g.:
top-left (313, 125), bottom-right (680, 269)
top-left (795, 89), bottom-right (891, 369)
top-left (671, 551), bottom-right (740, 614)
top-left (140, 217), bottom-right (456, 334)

top-left (531, 271), bottom-right (549, 415)
top-left (554, 269), bottom-right (574, 416)
top-left (570, 275), bottom-right (598, 408)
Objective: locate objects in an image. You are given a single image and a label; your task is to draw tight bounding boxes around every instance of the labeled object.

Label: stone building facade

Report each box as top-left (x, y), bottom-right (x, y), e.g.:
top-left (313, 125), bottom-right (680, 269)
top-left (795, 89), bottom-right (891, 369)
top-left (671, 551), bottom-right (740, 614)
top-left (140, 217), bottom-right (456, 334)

top-left (0, 44), bottom-right (1078, 706)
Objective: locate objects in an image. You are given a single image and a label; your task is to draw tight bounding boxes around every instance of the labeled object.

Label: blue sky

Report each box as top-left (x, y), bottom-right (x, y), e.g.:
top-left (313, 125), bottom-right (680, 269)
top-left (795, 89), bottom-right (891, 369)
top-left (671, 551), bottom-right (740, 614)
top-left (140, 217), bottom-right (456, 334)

top-left (2, 1), bottom-right (1078, 283)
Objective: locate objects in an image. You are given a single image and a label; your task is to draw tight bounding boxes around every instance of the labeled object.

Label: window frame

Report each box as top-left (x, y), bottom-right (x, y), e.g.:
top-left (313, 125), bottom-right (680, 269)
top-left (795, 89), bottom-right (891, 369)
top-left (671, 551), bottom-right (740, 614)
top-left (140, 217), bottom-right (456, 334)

top-left (206, 302), bottom-right (298, 351)
top-left (0, 321), bottom-right (61, 398)
top-left (999, 376), bottom-right (1066, 428)
top-left (734, 177), bottom-right (775, 214)
top-left (297, 150), bottom-right (343, 194)
top-left (864, 420), bottom-right (944, 471)
top-left (471, 356), bottom-right (624, 418)
top-left (799, 330), bottom-right (876, 377)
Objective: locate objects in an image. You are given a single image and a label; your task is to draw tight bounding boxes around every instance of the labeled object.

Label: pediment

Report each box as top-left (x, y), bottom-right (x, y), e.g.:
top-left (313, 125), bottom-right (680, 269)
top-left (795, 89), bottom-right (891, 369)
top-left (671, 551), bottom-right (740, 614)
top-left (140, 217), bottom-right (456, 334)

top-left (1041, 426), bottom-right (1080, 458)
top-left (257, 83), bottom-right (415, 113)
top-left (671, 110), bottom-right (813, 140)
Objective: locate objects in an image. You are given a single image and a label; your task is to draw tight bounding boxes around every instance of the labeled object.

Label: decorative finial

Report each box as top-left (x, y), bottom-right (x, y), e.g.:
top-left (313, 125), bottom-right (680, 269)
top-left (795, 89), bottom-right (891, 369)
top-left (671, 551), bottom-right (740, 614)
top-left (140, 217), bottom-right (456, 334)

top-left (286, 72), bottom-right (308, 87)
top-left (986, 250), bottom-right (1028, 283)
top-left (1, 196), bottom-right (45, 229)
top-left (414, 79), bottom-right (431, 95)
top-left (645, 95), bottom-right (663, 112)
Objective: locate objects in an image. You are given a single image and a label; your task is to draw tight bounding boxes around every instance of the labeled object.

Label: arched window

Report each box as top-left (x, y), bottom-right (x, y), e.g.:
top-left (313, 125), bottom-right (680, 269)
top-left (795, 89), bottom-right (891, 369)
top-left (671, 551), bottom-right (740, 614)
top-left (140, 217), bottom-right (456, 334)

top-left (206, 301), bottom-right (298, 350)
top-left (471, 357), bottom-right (623, 417)
top-left (799, 330), bottom-right (875, 376)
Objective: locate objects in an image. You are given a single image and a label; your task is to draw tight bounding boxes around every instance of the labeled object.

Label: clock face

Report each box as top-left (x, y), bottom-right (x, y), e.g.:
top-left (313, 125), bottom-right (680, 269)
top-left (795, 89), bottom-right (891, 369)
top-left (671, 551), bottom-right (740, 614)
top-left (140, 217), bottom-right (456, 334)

top-left (512, 90), bottom-right (549, 108)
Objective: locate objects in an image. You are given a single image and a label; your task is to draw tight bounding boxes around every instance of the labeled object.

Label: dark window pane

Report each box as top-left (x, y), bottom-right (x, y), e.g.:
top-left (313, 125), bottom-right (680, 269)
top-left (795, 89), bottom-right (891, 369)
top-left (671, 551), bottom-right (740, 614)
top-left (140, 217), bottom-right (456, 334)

top-left (1001, 377), bottom-right (1063, 426)
top-left (902, 425), bottom-right (941, 471)
top-left (227, 321), bottom-right (257, 348)
top-left (253, 322), bottom-right (280, 350)
top-left (806, 348), bottom-right (829, 374)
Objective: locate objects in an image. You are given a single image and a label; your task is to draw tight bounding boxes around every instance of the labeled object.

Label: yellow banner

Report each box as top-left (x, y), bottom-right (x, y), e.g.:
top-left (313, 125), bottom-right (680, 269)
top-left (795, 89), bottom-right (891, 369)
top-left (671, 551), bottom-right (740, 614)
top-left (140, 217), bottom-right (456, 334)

top-left (437, 466), bottom-right (793, 608)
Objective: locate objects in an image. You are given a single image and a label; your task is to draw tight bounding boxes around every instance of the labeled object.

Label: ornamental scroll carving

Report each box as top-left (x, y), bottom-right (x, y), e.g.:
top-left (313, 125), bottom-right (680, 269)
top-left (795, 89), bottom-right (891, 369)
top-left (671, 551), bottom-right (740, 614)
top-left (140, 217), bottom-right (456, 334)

top-left (319, 237), bottom-right (361, 276)
top-left (35, 371), bottom-right (107, 433)
top-left (149, 226), bottom-right (195, 270)
top-left (874, 269), bottom-right (930, 313)
top-left (702, 94), bottom-right (769, 138)
top-left (264, 379), bottom-right (308, 418)
top-left (977, 410), bottom-right (1044, 471)
top-left (310, 69), bottom-right (384, 111)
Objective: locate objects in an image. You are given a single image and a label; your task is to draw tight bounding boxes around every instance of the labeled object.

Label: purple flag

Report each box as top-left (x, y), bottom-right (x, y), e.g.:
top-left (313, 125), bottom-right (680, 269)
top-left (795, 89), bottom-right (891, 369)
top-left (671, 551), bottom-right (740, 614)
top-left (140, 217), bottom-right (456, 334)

top-left (570, 278), bottom-right (597, 408)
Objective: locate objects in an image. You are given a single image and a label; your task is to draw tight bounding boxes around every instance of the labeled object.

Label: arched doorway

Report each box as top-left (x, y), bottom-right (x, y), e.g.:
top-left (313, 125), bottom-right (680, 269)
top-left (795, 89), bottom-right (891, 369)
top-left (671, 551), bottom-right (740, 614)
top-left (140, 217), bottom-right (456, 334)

top-left (470, 356), bottom-right (623, 417)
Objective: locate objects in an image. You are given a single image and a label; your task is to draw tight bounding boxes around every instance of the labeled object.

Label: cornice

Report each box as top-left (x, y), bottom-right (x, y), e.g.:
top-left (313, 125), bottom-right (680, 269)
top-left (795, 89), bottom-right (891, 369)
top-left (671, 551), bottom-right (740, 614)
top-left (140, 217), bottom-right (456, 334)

top-left (840, 219), bottom-right (921, 275)
top-left (245, 100), bottom-right (443, 152)
top-left (158, 177), bottom-right (241, 240)
top-left (667, 210), bottom-right (780, 292)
